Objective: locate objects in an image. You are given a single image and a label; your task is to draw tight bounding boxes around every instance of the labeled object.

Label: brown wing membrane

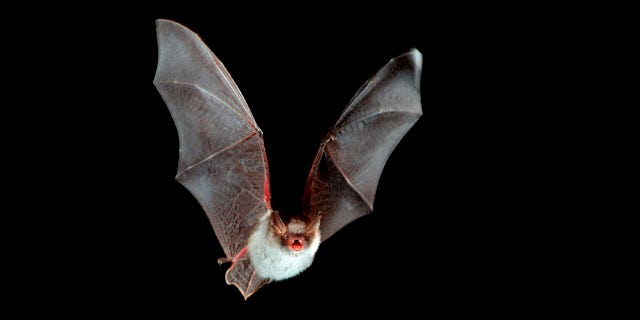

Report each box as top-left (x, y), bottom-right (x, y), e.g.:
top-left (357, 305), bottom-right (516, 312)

top-left (153, 19), bottom-right (269, 298)
top-left (304, 49), bottom-right (423, 241)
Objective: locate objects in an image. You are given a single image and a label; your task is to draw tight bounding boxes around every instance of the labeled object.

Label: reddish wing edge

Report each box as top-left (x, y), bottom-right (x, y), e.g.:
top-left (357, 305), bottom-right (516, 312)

top-left (304, 49), bottom-right (423, 242)
top-left (153, 19), bottom-right (270, 299)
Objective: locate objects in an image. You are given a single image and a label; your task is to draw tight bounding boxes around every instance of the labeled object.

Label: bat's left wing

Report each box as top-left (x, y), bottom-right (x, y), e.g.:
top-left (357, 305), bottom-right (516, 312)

top-left (303, 49), bottom-right (423, 242)
top-left (153, 19), bottom-right (270, 299)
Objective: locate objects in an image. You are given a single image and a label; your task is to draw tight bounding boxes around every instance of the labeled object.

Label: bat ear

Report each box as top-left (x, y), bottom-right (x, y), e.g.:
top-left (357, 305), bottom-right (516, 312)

top-left (305, 214), bottom-right (321, 235)
top-left (270, 211), bottom-right (287, 235)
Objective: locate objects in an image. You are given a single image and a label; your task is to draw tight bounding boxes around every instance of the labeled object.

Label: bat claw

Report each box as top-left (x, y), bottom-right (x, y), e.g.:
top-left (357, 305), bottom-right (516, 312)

top-left (218, 247), bottom-right (248, 266)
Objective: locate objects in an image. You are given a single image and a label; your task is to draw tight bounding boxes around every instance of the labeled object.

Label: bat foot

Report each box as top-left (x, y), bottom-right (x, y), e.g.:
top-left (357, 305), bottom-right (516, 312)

top-left (218, 247), bottom-right (248, 266)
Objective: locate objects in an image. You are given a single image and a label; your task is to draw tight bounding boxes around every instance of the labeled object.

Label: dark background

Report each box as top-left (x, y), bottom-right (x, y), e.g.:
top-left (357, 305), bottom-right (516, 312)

top-left (11, 4), bottom-right (578, 316)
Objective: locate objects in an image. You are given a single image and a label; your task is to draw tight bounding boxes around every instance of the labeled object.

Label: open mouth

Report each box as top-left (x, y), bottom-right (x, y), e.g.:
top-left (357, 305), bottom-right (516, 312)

top-left (290, 239), bottom-right (303, 251)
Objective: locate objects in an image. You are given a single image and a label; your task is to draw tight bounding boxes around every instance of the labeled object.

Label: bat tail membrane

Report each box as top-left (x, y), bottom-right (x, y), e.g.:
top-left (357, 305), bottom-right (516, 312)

top-left (225, 258), bottom-right (270, 300)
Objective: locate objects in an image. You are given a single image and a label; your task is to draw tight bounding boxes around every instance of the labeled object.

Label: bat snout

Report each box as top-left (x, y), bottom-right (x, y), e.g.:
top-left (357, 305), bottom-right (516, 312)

top-left (286, 235), bottom-right (305, 251)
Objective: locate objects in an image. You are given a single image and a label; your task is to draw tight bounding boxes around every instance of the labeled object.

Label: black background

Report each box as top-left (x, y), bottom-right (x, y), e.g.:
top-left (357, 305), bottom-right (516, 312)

top-left (10, 4), bottom-right (577, 316)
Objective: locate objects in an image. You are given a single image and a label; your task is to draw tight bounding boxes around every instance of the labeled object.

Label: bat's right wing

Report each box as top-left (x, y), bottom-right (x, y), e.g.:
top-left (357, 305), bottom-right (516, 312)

top-left (303, 49), bottom-right (423, 242)
top-left (153, 19), bottom-right (270, 299)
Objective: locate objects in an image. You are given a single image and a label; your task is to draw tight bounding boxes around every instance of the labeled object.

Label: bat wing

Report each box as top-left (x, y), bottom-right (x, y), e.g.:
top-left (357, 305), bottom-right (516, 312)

top-left (153, 19), bottom-right (269, 298)
top-left (303, 49), bottom-right (423, 242)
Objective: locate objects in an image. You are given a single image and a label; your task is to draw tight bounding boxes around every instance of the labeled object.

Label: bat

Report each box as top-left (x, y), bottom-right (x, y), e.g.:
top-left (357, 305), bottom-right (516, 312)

top-left (153, 19), bottom-right (423, 299)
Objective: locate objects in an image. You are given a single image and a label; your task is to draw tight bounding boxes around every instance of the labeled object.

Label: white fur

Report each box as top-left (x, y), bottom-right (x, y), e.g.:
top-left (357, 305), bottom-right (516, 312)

top-left (248, 212), bottom-right (321, 281)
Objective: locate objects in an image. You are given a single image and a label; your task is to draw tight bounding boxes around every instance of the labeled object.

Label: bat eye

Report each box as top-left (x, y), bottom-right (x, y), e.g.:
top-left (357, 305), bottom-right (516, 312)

top-left (284, 235), bottom-right (289, 241)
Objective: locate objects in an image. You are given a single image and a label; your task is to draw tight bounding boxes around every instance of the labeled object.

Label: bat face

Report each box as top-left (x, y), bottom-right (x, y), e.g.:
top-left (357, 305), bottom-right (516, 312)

top-left (247, 211), bottom-right (321, 281)
top-left (153, 19), bottom-right (422, 299)
top-left (281, 219), bottom-right (314, 251)
top-left (270, 211), bottom-right (321, 252)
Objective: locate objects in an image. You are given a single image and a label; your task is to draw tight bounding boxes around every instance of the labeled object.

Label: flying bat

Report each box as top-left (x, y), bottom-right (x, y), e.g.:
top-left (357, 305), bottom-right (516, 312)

top-left (153, 19), bottom-right (423, 299)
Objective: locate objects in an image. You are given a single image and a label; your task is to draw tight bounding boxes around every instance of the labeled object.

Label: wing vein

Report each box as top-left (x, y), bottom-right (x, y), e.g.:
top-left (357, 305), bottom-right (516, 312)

top-left (338, 80), bottom-right (378, 124)
top-left (156, 80), bottom-right (255, 128)
top-left (333, 109), bottom-right (422, 133)
top-left (230, 183), bottom-right (264, 210)
top-left (324, 148), bottom-right (374, 211)
top-left (209, 58), bottom-right (251, 117)
top-left (176, 131), bottom-right (258, 178)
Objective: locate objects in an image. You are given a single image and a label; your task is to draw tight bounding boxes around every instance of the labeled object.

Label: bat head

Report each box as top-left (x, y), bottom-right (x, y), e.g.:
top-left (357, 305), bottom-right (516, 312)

top-left (248, 211), bottom-right (322, 281)
top-left (270, 211), bottom-right (320, 253)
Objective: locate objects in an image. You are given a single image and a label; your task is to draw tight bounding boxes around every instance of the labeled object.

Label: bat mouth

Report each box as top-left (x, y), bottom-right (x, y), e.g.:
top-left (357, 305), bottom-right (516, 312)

top-left (289, 239), bottom-right (304, 251)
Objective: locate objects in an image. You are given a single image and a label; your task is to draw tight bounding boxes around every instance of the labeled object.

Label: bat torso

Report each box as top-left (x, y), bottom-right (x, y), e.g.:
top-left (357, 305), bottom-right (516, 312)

top-left (248, 211), bottom-right (321, 281)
